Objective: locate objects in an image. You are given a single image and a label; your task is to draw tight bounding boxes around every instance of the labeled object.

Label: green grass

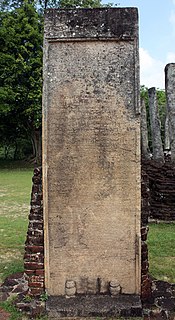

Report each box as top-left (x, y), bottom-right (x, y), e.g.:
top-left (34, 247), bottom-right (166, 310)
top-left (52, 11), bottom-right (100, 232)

top-left (0, 297), bottom-right (48, 319)
top-left (0, 297), bottom-right (23, 320)
top-left (0, 160), bottom-right (33, 283)
top-left (148, 222), bottom-right (175, 283)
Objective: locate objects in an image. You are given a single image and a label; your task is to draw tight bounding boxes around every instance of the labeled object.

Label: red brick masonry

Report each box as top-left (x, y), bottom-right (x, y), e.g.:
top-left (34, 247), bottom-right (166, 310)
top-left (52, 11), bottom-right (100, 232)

top-left (24, 167), bottom-right (44, 297)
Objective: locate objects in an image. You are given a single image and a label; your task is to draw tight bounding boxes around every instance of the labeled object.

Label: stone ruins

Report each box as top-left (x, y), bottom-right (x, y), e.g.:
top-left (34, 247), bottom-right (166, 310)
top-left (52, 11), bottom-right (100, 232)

top-left (42, 8), bottom-right (141, 316)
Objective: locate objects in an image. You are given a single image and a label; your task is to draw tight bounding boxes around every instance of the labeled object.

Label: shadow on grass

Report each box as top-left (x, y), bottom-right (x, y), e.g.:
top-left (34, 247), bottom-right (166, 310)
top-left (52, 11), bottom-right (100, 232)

top-left (0, 159), bottom-right (34, 170)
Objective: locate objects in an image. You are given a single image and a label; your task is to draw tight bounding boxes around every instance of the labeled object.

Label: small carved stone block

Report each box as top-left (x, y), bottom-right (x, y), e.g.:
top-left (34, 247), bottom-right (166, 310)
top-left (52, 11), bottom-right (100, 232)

top-left (65, 280), bottom-right (76, 297)
top-left (109, 280), bottom-right (121, 296)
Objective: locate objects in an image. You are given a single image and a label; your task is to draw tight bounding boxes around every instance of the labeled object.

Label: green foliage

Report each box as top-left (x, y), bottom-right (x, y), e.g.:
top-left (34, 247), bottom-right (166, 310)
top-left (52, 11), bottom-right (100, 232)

top-left (40, 292), bottom-right (48, 301)
top-left (0, 0), bottom-right (103, 162)
top-left (0, 297), bottom-right (23, 320)
top-left (0, 1), bottom-right (43, 162)
top-left (0, 134), bottom-right (33, 160)
top-left (0, 158), bottom-right (33, 168)
top-left (23, 294), bottom-right (33, 302)
top-left (0, 2), bottom-right (43, 126)
top-left (37, 0), bottom-right (102, 10)
top-left (0, 297), bottom-right (48, 319)
top-left (58, 0), bottom-right (101, 8)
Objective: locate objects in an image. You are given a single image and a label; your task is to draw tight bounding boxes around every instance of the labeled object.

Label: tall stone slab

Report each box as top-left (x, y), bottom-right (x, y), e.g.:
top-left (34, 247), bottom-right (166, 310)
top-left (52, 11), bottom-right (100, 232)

top-left (148, 87), bottom-right (164, 164)
top-left (43, 8), bottom-right (141, 304)
top-left (165, 63), bottom-right (175, 163)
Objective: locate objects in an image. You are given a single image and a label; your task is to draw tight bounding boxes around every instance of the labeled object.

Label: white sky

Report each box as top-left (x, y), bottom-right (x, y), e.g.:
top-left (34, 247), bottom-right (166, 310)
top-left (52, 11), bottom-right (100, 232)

top-left (102, 0), bottom-right (175, 89)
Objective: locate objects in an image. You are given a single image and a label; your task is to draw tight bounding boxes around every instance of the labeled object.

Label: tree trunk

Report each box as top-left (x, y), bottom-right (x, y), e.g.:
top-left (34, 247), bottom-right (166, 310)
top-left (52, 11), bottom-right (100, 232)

top-left (13, 140), bottom-right (18, 160)
top-left (31, 129), bottom-right (42, 165)
top-left (31, 137), bottom-right (36, 159)
top-left (141, 98), bottom-right (151, 160)
top-left (148, 87), bottom-right (164, 164)
top-left (165, 63), bottom-right (175, 163)
top-left (25, 121), bottom-right (42, 165)
top-left (4, 145), bottom-right (8, 159)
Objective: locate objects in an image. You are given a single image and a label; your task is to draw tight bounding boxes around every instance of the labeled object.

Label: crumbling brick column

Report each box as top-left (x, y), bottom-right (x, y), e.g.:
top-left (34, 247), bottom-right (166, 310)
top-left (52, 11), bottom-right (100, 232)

top-left (141, 164), bottom-right (152, 302)
top-left (24, 167), bottom-right (44, 297)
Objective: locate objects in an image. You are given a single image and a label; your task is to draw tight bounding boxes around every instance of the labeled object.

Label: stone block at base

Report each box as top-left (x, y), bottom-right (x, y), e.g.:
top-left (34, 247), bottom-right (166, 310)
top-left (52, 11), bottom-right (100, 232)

top-left (46, 294), bottom-right (142, 318)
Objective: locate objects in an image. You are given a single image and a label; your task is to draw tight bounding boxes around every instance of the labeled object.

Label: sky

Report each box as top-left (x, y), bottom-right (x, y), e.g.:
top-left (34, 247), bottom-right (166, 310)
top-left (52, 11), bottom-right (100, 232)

top-left (102, 0), bottom-right (175, 89)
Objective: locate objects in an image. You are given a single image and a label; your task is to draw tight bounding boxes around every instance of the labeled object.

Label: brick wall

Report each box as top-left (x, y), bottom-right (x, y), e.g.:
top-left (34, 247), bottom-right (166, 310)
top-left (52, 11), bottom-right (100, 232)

top-left (141, 166), bottom-right (152, 302)
top-left (24, 167), bottom-right (44, 297)
top-left (143, 159), bottom-right (175, 221)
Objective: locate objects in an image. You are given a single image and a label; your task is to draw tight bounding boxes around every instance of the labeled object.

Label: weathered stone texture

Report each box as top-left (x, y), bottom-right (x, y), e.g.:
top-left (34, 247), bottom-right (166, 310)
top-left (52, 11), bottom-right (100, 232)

top-left (44, 8), bottom-right (138, 41)
top-left (43, 8), bottom-right (140, 297)
top-left (46, 294), bottom-right (142, 318)
top-left (148, 88), bottom-right (164, 164)
top-left (141, 98), bottom-right (151, 160)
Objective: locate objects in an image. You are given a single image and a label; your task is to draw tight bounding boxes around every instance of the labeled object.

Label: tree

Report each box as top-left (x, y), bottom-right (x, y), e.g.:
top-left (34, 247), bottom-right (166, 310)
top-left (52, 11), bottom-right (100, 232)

top-left (0, 0), bottom-right (103, 163)
top-left (0, 0), bottom-right (30, 11)
top-left (0, 0), bottom-right (102, 11)
top-left (0, 1), bottom-right (43, 163)
top-left (57, 0), bottom-right (101, 8)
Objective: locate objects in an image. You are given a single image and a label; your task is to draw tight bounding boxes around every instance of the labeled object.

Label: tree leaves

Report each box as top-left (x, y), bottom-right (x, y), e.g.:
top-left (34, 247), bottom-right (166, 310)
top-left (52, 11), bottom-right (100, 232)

top-left (0, 0), bottom-right (103, 161)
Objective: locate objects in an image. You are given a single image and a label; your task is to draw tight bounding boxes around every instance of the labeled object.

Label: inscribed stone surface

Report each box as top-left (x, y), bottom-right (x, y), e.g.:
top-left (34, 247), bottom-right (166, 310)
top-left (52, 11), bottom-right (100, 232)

top-left (43, 8), bottom-right (140, 296)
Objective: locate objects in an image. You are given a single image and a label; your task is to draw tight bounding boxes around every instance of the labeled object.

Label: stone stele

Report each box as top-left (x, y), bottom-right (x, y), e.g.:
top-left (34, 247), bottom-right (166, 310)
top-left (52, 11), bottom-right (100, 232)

top-left (43, 8), bottom-right (141, 298)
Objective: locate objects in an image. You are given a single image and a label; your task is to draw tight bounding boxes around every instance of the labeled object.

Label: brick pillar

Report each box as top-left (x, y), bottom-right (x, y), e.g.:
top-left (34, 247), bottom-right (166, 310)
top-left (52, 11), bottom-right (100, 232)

top-left (141, 165), bottom-right (152, 302)
top-left (24, 167), bottom-right (44, 297)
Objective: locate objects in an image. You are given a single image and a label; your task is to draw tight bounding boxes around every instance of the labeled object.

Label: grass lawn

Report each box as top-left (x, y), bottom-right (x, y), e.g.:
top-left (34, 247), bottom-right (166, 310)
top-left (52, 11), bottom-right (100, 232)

top-left (0, 160), bottom-right (33, 283)
top-left (148, 222), bottom-right (175, 283)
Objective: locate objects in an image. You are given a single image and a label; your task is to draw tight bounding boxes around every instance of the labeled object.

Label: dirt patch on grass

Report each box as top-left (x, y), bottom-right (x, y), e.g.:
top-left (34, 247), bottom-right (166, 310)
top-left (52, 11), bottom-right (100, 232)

top-left (0, 307), bottom-right (10, 320)
top-left (0, 194), bottom-right (7, 198)
top-left (0, 251), bottom-right (22, 263)
top-left (0, 204), bottom-right (30, 217)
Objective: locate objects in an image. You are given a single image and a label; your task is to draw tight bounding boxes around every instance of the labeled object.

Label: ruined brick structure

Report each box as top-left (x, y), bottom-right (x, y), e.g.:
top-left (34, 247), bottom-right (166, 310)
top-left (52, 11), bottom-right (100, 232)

top-left (24, 167), bottom-right (44, 297)
top-left (141, 165), bottom-right (152, 302)
top-left (143, 159), bottom-right (175, 221)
